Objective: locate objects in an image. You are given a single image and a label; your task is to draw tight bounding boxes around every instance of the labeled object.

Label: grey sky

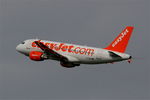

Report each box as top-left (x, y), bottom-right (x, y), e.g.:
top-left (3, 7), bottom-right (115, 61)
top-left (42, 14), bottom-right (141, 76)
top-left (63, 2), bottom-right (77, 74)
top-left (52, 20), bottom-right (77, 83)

top-left (0, 0), bottom-right (149, 100)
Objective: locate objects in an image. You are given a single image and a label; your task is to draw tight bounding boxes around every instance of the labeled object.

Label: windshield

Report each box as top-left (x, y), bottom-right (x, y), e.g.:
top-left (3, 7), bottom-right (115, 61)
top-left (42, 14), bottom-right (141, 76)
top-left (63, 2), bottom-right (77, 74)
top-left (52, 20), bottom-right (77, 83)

top-left (21, 41), bottom-right (25, 44)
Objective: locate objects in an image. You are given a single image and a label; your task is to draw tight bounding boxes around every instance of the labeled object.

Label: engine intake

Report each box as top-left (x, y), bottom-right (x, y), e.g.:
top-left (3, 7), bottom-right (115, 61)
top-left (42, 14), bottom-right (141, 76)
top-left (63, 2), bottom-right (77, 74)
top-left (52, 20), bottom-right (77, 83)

top-left (29, 51), bottom-right (44, 61)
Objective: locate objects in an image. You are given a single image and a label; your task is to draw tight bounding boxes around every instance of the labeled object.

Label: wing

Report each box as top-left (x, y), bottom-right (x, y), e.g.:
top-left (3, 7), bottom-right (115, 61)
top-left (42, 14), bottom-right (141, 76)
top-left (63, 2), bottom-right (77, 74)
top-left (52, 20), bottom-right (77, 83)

top-left (34, 40), bottom-right (80, 67)
top-left (34, 40), bottom-right (67, 61)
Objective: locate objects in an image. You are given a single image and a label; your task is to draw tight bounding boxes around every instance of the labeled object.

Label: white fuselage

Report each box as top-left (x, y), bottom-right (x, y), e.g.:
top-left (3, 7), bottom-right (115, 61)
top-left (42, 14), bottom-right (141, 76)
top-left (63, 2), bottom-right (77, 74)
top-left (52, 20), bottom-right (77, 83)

top-left (16, 39), bottom-right (131, 64)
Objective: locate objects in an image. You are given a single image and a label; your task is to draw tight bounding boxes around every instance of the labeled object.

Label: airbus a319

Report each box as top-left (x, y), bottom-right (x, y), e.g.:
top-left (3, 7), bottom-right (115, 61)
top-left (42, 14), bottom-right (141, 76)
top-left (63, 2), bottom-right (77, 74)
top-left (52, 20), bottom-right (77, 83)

top-left (16, 26), bottom-right (134, 68)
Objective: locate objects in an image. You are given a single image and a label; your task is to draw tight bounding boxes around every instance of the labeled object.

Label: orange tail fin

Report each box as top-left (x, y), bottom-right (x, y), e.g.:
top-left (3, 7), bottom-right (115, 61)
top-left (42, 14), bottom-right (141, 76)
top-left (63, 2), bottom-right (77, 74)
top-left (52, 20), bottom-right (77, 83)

top-left (104, 26), bottom-right (134, 53)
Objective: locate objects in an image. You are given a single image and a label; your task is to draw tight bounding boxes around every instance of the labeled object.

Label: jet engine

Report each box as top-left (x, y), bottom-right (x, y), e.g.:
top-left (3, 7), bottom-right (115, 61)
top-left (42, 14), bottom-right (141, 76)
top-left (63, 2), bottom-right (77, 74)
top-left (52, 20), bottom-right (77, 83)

top-left (60, 61), bottom-right (80, 68)
top-left (29, 51), bottom-right (44, 61)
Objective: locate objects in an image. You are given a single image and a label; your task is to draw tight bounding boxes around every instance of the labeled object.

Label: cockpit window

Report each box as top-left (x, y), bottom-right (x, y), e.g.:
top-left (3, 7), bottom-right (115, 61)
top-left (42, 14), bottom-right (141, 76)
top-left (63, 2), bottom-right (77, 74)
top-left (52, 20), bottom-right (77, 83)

top-left (21, 41), bottom-right (25, 44)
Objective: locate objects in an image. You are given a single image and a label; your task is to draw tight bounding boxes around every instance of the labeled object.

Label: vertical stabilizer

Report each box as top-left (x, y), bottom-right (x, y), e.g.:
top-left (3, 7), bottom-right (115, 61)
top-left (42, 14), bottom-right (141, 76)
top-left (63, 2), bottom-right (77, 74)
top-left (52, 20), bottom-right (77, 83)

top-left (104, 26), bottom-right (134, 53)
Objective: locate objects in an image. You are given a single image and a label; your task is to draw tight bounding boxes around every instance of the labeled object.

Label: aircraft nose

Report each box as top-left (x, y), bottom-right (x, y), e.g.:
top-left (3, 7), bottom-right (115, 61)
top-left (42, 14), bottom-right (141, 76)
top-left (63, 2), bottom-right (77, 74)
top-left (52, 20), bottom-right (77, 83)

top-left (16, 43), bottom-right (29, 56)
top-left (16, 44), bottom-right (21, 52)
top-left (16, 44), bottom-right (24, 53)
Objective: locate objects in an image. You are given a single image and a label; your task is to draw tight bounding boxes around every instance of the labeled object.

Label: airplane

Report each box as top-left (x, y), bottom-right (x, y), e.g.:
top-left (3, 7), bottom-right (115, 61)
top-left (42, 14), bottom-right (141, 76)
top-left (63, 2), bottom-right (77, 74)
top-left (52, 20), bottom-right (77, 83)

top-left (16, 26), bottom-right (134, 68)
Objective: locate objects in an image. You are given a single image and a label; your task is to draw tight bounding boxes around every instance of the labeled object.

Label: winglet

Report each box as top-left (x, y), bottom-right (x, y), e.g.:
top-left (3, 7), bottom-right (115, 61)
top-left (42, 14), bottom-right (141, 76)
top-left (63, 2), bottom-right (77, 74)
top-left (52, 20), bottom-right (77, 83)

top-left (104, 26), bottom-right (134, 53)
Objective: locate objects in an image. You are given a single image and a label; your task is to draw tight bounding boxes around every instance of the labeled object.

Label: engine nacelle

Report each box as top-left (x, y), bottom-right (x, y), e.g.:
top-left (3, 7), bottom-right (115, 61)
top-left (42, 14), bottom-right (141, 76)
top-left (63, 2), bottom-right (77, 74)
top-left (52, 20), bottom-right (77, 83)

top-left (29, 51), bottom-right (44, 61)
top-left (60, 61), bottom-right (80, 68)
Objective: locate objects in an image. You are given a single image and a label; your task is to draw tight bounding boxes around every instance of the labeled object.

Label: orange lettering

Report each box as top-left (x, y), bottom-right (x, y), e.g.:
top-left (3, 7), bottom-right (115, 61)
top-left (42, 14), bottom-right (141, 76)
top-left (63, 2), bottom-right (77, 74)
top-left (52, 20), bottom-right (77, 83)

top-left (50, 43), bottom-right (57, 49)
top-left (55, 43), bottom-right (64, 51)
top-left (32, 42), bottom-right (37, 47)
top-left (79, 48), bottom-right (86, 54)
top-left (45, 43), bottom-right (51, 48)
top-left (31, 41), bottom-right (95, 56)
top-left (68, 45), bottom-right (74, 53)
top-left (85, 49), bottom-right (95, 56)
top-left (74, 47), bottom-right (80, 54)
top-left (61, 45), bottom-right (68, 52)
